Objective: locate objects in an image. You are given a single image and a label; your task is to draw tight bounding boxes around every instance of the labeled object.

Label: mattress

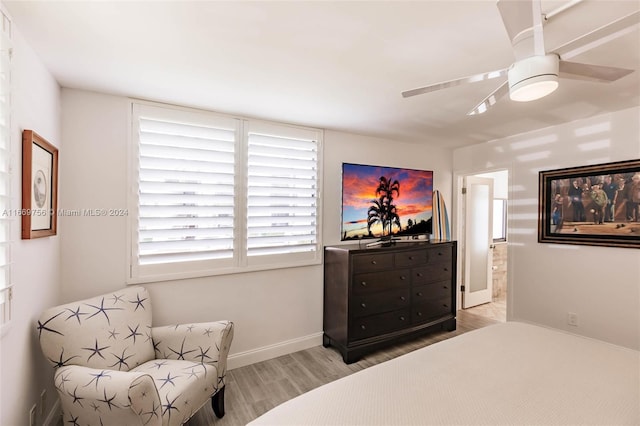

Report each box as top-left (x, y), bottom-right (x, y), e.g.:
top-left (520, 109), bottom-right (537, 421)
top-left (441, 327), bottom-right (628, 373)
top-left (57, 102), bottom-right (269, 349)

top-left (248, 322), bottom-right (640, 425)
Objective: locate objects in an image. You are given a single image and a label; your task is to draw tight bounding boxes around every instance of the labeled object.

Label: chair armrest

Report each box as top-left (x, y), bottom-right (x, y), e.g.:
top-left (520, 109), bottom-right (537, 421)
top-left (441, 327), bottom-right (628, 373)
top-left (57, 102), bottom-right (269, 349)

top-left (151, 321), bottom-right (234, 372)
top-left (54, 365), bottom-right (162, 426)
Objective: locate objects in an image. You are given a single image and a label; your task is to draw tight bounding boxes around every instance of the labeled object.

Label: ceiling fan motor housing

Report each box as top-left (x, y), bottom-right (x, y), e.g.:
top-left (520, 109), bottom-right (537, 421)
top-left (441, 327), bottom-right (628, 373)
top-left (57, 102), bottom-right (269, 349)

top-left (508, 54), bottom-right (560, 101)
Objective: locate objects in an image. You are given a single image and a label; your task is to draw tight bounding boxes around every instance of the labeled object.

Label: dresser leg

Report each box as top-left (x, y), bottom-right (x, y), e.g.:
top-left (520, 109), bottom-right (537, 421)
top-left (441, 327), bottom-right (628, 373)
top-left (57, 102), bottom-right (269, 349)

top-left (444, 318), bottom-right (456, 331)
top-left (322, 334), bottom-right (331, 348)
top-left (343, 353), bottom-right (360, 364)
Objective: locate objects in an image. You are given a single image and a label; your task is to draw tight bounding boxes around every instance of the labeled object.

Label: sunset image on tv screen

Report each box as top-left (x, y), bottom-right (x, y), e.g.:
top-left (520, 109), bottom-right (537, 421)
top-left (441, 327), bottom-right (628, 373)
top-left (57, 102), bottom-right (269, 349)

top-left (341, 163), bottom-right (433, 240)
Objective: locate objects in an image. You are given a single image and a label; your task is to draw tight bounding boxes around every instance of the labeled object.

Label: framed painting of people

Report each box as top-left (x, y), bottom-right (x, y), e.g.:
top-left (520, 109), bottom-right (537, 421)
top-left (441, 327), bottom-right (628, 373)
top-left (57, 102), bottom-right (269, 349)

top-left (22, 130), bottom-right (58, 239)
top-left (538, 159), bottom-right (640, 249)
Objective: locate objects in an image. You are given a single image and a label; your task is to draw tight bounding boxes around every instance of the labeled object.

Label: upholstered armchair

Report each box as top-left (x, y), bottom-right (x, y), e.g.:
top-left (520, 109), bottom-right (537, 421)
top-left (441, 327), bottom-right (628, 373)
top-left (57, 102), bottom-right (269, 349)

top-left (36, 286), bottom-right (234, 426)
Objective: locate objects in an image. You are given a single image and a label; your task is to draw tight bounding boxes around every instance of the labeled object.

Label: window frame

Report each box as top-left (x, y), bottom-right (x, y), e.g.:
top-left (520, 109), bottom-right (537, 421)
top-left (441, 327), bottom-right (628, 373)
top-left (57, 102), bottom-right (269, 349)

top-left (127, 101), bottom-right (323, 284)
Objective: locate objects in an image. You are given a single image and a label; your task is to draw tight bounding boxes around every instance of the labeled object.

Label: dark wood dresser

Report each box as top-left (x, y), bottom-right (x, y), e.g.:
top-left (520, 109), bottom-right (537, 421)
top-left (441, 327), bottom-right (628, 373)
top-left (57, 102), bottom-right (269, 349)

top-left (323, 240), bottom-right (457, 363)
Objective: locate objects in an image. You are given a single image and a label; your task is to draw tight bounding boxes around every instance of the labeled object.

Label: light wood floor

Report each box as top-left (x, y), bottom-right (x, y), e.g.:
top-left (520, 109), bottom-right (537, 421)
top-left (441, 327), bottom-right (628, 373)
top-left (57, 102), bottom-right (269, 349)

top-left (187, 309), bottom-right (500, 426)
top-left (464, 295), bottom-right (507, 322)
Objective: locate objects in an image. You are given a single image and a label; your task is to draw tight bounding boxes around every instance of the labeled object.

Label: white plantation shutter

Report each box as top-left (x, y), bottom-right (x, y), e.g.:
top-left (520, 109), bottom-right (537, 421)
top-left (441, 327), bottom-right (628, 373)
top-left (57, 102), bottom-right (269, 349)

top-left (132, 104), bottom-right (240, 278)
top-left (0, 9), bottom-right (11, 324)
top-left (130, 103), bottom-right (322, 282)
top-left (246, 124), bottom-right (320, 261)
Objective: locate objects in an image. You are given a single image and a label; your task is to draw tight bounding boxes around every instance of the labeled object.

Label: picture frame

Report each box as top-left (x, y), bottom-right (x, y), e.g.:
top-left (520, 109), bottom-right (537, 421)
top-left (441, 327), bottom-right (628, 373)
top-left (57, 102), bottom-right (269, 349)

top-left (22, 130), bottom-right (58, 239)
top-left (538, 159), bottom-right (640, 249)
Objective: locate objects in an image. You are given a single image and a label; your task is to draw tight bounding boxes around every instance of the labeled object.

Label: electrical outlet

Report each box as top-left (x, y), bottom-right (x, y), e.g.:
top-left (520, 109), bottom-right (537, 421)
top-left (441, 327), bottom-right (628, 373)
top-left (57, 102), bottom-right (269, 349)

top-left (567, 312), bottom-right (579, 327)
top-left (29, 404), bottom-right (36, 426)
top-left (40, 389), bottom-right (46, 416)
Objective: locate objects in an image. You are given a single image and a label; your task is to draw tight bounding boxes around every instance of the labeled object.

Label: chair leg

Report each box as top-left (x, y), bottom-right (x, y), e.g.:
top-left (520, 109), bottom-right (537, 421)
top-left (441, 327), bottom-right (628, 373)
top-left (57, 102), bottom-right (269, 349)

top-left (212, 385), bottom-right (226, 418)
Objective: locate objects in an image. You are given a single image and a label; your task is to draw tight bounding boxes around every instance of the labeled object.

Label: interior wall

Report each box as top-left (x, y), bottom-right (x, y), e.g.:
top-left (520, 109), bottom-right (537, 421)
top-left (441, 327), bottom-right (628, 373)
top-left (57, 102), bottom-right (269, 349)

top-left (59, 88), bottom-right (453, 368)
top-left (453, 106), bottom-right (640, 350)
top-left (0, 26), bottom-right (61, 426)
top-left (322, 129), bottom-right (453, 246)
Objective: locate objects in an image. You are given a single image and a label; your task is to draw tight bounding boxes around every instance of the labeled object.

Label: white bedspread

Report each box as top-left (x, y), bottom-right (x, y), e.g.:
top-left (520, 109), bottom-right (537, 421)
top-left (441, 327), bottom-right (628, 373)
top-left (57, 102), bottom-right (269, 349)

top-left (248, 322), bottom-right (640, 425)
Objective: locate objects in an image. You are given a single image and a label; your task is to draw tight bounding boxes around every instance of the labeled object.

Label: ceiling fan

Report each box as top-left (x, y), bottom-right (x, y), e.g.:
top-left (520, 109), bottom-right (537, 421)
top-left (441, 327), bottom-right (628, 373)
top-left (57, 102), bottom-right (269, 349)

top-left (401, 0), bottom-right (640, 115)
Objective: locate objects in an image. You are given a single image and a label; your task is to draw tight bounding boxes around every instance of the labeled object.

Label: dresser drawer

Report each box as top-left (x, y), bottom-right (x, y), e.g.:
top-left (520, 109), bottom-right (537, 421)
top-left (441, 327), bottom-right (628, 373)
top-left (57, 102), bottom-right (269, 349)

top-left (413, 281), bottom-right (452, 303)
top-left (395, 249), bottom-right (428, 267)
top-left (350, 308), bottom-right (411, 340)
top-left (413, 263), bottom-right (452, 285)
top-left (427, 245), bottom-right (453, 264)
top-left (351, 289), bottom-right (410, 318)
top-left (352, 269), bottom-right (410, 294)
top-left (352, 253), bottom-right (393, 272)
top-left (411, 298), bottom-right (453, 325)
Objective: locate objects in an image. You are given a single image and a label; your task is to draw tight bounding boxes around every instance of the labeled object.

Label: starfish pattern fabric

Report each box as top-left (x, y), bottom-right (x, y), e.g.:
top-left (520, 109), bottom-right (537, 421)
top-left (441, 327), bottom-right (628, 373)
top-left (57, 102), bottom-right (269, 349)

top-left (37, 286), bottom-right (234, 426)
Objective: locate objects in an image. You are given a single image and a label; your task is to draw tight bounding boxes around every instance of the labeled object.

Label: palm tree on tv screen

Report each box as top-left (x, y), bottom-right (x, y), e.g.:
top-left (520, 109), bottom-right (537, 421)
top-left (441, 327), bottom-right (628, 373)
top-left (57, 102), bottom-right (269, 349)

top-left (367, 176), bottom-right (401, 237)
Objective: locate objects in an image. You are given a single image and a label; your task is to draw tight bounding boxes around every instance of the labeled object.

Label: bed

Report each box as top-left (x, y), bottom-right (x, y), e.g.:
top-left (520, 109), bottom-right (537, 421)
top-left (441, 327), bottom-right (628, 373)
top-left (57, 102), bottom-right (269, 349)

top-left (248, 322), bottom-right (640, 425)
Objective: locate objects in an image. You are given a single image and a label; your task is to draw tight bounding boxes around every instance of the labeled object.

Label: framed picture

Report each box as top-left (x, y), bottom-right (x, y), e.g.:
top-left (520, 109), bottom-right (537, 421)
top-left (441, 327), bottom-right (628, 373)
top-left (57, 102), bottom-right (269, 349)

top-left (22, 130), bottom-right (58, 239)
top-left (538, 159), bottom-right (640, 249)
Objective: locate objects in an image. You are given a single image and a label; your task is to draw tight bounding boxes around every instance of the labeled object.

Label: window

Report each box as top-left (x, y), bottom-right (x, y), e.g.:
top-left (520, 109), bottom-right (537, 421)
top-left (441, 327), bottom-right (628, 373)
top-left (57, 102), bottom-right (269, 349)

top-left (245, 121), bottom-right (320, 266)
top-left (492, 198), bottom-right (507, 242)
top-left (130, 103), bottom-right (322, 282)
top-left (0, 9), bottom-right (12, 326)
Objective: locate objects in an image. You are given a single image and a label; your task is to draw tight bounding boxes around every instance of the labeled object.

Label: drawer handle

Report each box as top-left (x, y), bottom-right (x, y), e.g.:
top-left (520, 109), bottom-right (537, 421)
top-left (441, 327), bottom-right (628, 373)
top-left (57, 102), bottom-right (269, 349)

top-left (443, 304), bottom-right (448, 308)
top-left (408, 256), bottom-right (414, 260)
top-left (400, 296), bottom-right (406, 301)
top-left (399, 316), bottom-right (406, 321)
top-left (417, 312), bottom-right (422, 317)
top-left (417, 292), bottom-right (423, 297)
top-left (361, 325), bottom-right (366, 330)
top-left (438, 252), bottom-right (443, 256)
top-left (371, 260), bottom-right (377, 265)
top-left (361, 281), bottom-right (367, 287)
top-left (400, 276), bottom-right (407, 280)
top-left (416, 272), bottom-right (423, 277)
top-left (443, 285), bottom-right (449, 289)
top-left (361, 303), bottom-right (366, 308)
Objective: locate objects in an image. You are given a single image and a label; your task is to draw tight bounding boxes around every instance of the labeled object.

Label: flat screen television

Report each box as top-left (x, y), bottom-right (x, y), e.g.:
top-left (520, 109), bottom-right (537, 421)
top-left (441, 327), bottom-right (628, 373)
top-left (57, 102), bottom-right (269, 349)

top-left (341, 163), bottom-right (433, 242)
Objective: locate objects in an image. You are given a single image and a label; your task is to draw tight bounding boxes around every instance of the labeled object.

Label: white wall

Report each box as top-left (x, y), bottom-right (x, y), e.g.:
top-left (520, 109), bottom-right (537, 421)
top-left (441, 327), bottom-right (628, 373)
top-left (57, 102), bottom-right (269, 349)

top-left (454, 106), bottom-right (640, 350)
top-left (59, 88), bottom-right (453, 368)
top-left (0, 26), bottom-right (61, 426)
top-left (323, 129), bottom-right (453, 245)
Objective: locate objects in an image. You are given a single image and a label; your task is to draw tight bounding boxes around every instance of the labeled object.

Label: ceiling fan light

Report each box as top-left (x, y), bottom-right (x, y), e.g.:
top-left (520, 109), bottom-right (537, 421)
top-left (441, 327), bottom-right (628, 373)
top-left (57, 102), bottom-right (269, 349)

top-left (508, 54), bottom-right (560, 102)
top-left (510, 77), bottom-right (559, 102)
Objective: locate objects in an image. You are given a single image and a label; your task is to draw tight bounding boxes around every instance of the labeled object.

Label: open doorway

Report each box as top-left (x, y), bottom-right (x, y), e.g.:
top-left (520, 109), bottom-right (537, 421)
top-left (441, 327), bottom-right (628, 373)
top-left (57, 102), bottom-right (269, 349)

top-left (454, 169), bottom-right (508, 322)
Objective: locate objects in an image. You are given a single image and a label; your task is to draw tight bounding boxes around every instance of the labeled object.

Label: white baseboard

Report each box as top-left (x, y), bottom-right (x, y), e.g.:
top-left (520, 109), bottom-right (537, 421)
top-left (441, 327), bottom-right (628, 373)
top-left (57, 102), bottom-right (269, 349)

top-left (43, 398), bottom-right (61, 426)
top-left (227, 332), bottom-right (323, 370)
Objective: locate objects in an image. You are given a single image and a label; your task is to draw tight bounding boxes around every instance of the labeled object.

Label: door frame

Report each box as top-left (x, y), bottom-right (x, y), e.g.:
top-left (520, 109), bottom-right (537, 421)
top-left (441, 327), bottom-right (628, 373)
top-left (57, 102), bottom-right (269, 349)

top-left (452, 168), bottom-right (510, 316)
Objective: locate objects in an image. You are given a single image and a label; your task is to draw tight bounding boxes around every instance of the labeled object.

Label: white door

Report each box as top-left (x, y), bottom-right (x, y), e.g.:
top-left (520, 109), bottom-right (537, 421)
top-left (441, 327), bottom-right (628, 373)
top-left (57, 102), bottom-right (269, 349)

top-left (463, 176), bottom-right (494, 309)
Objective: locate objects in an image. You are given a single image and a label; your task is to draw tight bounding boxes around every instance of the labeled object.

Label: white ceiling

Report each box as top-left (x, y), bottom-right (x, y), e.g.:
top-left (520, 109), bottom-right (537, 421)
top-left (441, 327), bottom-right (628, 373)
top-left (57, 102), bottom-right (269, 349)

top-left (4, 0), bottom-right (640, 148)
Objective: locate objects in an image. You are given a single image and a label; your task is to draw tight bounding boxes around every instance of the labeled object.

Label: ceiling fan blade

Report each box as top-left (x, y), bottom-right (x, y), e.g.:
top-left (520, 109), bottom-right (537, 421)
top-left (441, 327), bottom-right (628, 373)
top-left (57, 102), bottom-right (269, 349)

top-left (402, 68), bottom-right (508, 98)
top-left (552, 10), bottom-right (640, 60)
top-left (496, 0), bottom-right (533, 44)
top-left (497, 0), bottom-right (545, 60)
top-left (467, 80), bottom-right (509, 116)
top-left (559, 61), bottom-right (634, 83)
